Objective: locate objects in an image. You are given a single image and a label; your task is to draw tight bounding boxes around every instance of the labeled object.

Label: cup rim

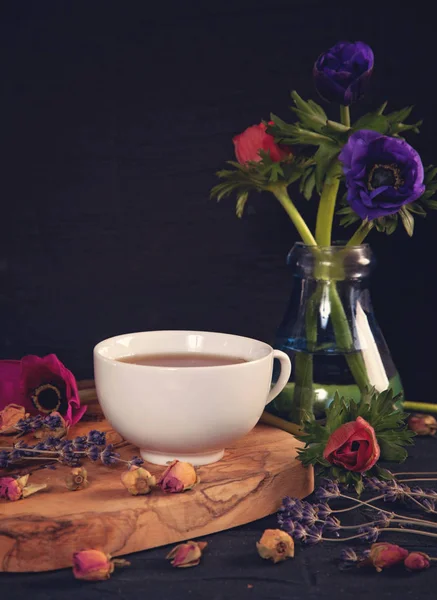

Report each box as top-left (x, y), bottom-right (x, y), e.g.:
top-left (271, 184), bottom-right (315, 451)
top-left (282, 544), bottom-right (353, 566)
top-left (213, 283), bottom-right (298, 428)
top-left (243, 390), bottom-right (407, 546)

top-left (93, 330), bottom-right (274, 370)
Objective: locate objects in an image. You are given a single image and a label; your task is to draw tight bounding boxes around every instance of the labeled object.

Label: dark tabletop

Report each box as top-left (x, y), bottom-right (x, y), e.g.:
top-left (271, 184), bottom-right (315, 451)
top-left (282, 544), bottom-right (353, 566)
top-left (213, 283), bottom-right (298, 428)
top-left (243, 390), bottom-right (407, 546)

top-left (1, 436), bottom-right (436, 600)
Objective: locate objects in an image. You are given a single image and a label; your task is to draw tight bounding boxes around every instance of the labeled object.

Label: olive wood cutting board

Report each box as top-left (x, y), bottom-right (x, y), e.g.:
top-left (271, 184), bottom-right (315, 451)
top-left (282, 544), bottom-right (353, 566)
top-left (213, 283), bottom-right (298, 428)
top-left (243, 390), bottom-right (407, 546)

top-left (0, 384), bottom-right (314, 572)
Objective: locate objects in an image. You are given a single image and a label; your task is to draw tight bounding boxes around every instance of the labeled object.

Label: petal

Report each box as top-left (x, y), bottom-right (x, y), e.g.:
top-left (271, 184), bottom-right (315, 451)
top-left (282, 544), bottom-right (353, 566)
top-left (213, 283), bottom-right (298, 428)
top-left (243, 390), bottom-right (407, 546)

top-left (323, 421), bottom-right (359, 459)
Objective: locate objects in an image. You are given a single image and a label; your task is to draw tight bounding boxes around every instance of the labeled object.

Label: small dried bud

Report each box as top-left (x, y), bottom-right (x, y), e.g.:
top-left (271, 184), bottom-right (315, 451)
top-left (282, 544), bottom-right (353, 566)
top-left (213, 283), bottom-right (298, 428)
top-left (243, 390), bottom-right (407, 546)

top-left (157, 460), bottom-right (199, 493)
top-left (0, 404), bottom-right (27, 434)
top-left (72, 549), bottom-right (130, 581)
top-left (121, 466), bottom-right (156, 495)
top-left (166, 541), bottom-right (207, 568)
top-left (256, 529), bottom-right (294, 564)
top-left (404, 552), bottom-right (431, 571)
top-left (364, 542), bottom-right (408, 572)
top-left (408, 414), bottom-right (437, 436)
top-left (0, 477), bottom-right (24, 501)
top-left (65, 467), bottom-right (88, 491)
top-left (0, 474), bottom-right (46, 501)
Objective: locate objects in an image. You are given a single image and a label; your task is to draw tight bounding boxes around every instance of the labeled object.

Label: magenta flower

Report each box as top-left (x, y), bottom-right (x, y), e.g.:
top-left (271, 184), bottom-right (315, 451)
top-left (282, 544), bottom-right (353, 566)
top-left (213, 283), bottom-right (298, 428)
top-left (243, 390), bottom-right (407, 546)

top-left (0, 354), bottom-right (86, 426)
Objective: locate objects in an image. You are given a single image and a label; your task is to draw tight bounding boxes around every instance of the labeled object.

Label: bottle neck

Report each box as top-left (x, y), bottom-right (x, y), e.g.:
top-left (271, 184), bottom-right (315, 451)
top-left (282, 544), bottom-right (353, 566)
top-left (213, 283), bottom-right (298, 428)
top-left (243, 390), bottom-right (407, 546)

top-left (287, 243), bottom-right (374, 282)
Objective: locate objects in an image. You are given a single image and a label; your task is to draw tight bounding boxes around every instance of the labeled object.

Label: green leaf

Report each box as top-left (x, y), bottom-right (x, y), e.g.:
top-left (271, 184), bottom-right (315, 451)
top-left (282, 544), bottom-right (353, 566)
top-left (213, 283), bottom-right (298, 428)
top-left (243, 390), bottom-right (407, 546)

top-left (391, 120), bottom-right (423, 136)
top-left (376, 101), bottom-right (389, 115)
top-left (314, 142), bottom-right (340, 193)
top-left (373, 214), bottom-right (399, 236)
top-left (386, 106), bottom-right (414, 124)
top-left (378, 439), bottom-right (408, 463)
top-left (373, 465), bottom-right (395, 481)
top-left (324, 391), bottom-right (348, 433)
top-left (352, 111), bottom-right (389, 134)
top-left (354, 477), bottom-right (364, 496)
top-left (399, 206), bottom-right (415, 236)
top-left (290, 91), bottom-right (328, 128)
top-left (299, 166), bottom-right (317, 200)
top-left (236, 193), bottom-right (248, 218)
top-left (405, 202), bottom-right (427, 217)
top-left (424, 199), bottom-right (437, 210)
top-left (297, 442), bottom-right (326, 467)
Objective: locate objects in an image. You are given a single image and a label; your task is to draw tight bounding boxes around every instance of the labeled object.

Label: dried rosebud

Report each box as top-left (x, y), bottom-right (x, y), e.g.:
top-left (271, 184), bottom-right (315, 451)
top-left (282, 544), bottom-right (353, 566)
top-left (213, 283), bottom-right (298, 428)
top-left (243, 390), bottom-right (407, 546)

top-left (72, 549), bottom-right (130, 581)
top-left (256, 529), bottom-right (295, 564)
top-left (121, 466), bottom-right (156, 495)
top-left (0, 476), bottom-right (24, 501)
top-left (365, 542), bottom-right (409, 572)
top-left (65, 467), bottom-right (88, 491)
top-left (408, 414), bottom-right (437, 436)
top-left (166, 541), bottom-right (207, 568)
top-left (0, 474), bottom-right (46, 501)
top-left (404, 552), bottom-right (431, 571)
top-left (157, 460), bottom-right (199, 493)
top-left (0, 404), bottom-right (27, 434)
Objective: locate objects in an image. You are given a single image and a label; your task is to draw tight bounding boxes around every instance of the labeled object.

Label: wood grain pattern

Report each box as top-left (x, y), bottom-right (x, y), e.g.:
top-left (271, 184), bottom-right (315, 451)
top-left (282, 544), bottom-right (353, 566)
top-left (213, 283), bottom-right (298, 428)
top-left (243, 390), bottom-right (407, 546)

top-left (0, 418), bottom-right (313, 572)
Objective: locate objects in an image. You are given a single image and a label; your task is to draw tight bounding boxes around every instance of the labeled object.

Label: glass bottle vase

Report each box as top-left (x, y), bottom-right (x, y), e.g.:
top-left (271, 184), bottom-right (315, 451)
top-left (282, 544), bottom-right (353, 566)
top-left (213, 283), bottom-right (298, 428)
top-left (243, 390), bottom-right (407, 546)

top-left (267, 243), bottom-right (403, 424)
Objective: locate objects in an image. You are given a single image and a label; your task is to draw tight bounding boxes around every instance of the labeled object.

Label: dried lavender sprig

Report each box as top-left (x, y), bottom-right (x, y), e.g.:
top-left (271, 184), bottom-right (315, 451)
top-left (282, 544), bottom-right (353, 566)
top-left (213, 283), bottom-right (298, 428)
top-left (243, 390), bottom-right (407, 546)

top-left (0, 432), bottom-right (142, 469)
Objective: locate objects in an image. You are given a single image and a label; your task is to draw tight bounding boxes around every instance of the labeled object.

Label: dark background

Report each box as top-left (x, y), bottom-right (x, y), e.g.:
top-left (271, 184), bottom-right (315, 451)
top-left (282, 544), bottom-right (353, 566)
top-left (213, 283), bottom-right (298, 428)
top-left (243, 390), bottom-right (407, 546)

top-left (1, 0), bottom-right (435, 400)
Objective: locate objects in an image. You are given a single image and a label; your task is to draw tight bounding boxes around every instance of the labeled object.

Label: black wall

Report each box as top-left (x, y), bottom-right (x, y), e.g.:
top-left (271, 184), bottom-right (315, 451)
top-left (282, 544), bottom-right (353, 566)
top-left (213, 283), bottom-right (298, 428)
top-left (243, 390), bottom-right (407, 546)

top-left (1, 1), bottom-right (435, 401)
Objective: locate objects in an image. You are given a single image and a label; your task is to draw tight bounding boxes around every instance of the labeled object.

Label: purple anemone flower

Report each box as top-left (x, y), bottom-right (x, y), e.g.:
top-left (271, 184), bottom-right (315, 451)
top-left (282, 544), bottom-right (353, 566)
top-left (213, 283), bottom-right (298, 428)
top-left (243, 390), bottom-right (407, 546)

top-left (313, 41), bottom-right (374, 105)
top-left (339, 130), bottom-right (425, 219)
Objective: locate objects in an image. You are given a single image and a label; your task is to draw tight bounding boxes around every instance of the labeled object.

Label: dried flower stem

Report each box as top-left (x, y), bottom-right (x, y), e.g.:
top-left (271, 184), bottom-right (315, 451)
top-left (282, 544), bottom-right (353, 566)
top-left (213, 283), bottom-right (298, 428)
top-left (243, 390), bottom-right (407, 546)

top-left (394, 472), bottom-right (437, 477)
top-left (334, 493), bottom-right (437, 527)
top-left (384, 528), bottom-right (437, 540)
top-left (397, 478), bottom-right (437, 484)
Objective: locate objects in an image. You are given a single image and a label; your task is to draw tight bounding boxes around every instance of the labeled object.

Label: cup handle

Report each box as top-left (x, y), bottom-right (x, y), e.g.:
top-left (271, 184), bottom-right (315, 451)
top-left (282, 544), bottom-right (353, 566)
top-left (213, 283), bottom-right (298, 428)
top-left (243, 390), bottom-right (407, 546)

top-left (266, 350), bottom-right (292, 406)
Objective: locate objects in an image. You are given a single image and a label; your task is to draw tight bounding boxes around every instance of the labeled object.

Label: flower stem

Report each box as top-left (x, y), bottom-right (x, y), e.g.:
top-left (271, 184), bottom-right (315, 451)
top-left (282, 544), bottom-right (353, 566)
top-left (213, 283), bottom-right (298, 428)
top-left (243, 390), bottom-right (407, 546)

top-left (335, 493), bottom-right (437, 527)
top-left (347, 220), bottom-right (374, 246)
top-left (383, 528), bottom-right (437, 540)
top-left (339, 518), bottom-right (437, 531)
top-left (394, 472), bottom-right (437, 477)
top-left (340, 105), bottom-right (351, 128)
top-left (403, 401), bottom-right (437, 414)
top-left (397, 479), bottom-right (437, 483)
top-left (329, 284), bottom-right (370, 392)
top-left (270, 185), bottom-right (317, 246)
top-left (315, 162), bottom-right (342, 245)
top-left (322, 533), bottom-right (368, 542)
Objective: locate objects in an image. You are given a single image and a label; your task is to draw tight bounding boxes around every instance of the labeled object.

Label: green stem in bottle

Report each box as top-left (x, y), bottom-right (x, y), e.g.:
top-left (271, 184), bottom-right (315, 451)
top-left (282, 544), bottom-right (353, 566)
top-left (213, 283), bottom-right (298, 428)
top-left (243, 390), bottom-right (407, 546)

top-left (347, 220), bottom-right (374, 246)
top-left (340, 105), bottom-right (351, 128)
top-left (329, 282), bottom-right (371, 392)
top-left (270, 185), bottom-right (317, 246)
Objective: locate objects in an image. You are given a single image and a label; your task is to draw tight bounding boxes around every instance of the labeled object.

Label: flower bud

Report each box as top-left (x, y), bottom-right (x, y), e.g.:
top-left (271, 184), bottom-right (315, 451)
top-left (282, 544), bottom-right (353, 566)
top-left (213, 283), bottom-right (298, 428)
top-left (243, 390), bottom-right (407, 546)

top-left (166, 541), bottom-right (207, 568)
top-left (121, 466), bottom-right (156, 495)
top-left (0, 474), bottom-right (46, 501)
top-left (157, 460), bottom-right (198, 493)
top-left (73, 550), bottom-right (112, 581)
top-left (256, 529), bottom-right (294, 563)
top-left (0, 476), bottom-right (24, 501)
top-left (65, 467), bottom-right (88, 491)
top-left (408, 414), bottom-right (437, 436)
top-left (366, 542), bottom-right (408, 572)
top-left (72, 549), bottom-right (130, 581)
top-left (404, 552), bottom-right (431, 571)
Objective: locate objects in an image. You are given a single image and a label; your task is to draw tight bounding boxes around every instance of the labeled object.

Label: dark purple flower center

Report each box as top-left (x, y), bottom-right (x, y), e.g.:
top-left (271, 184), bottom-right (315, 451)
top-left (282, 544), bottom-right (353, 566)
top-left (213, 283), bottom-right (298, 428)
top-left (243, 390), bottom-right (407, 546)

top-left (31, 383), bottom-right (62, 413)
top-left (368, 163), bottom-right (403, 191)
top-left (350, 441), bottom-right (360, 451)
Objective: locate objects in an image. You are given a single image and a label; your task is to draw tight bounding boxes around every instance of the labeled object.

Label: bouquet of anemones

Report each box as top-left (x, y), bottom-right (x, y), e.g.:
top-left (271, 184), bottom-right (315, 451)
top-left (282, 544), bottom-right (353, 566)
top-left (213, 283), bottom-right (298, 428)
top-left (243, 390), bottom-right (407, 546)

top-left (212, 41), bottom-right (436, 240)
top-left (211, 41), bottom-right (437, 424)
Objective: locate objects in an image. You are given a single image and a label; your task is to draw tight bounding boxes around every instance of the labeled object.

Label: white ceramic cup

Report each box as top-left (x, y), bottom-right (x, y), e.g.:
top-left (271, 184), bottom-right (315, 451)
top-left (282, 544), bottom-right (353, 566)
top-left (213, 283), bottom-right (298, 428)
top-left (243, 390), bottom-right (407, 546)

top-left (93, 330), bottom-right (291, 465)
